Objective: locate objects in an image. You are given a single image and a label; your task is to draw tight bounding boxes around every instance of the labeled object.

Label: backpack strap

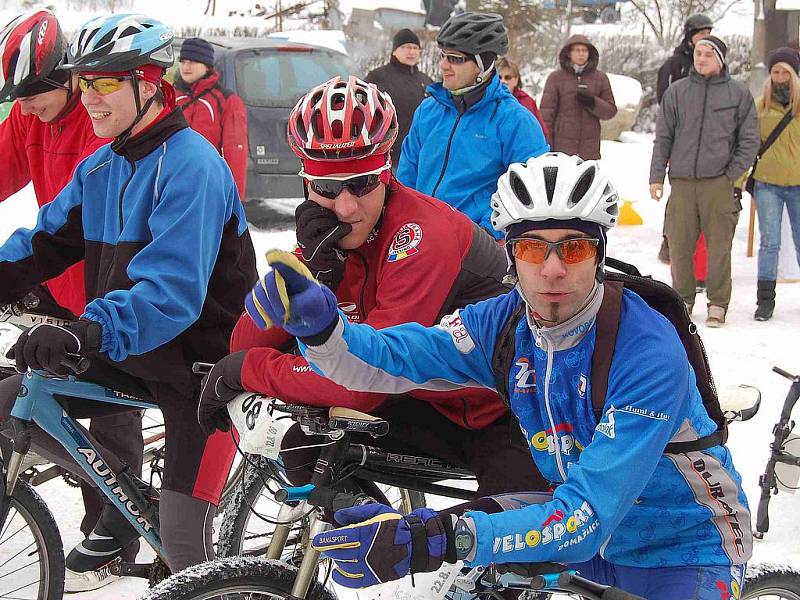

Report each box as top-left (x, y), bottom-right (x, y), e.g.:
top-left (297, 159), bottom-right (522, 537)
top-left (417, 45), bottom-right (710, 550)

top-left (590, 280), bottom-right (624, 422)
top-left (492, 302), bottom-right (527, 405)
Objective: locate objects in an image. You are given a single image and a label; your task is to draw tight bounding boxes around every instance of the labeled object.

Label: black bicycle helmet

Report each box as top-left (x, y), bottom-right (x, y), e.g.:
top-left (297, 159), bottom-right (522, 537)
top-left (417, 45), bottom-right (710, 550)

top-left (684, 14), bottom-right (713, 38)
top-left (436, 12), bottom-right (508, 57)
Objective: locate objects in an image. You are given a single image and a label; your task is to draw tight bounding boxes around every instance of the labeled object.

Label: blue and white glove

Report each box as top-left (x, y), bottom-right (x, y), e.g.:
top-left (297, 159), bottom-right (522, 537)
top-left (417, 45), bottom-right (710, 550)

top-left (245, 249), bottom-right (339, 340)
top-left (311, 504), bottom-right (454, 589)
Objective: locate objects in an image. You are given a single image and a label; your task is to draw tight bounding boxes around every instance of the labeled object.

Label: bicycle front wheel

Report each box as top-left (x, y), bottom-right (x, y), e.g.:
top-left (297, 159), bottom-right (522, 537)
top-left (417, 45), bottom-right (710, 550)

top-left (143, 556), bottom-right (337, 600)
top-left (743, 564), bottom-right (800, 599)
top-left (0, 481), bottom-right (64, 599)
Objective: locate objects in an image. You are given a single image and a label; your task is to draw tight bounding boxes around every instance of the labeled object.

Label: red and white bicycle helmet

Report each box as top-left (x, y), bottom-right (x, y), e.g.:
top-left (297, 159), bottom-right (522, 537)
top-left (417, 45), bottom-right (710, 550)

top-left (288, 75), bottom-right (398, 162)
top-left (0, 10), bottom-right (66, 102)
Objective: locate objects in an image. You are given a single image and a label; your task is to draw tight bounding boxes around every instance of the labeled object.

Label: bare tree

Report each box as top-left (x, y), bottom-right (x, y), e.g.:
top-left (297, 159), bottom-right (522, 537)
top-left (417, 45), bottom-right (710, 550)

top-left (626, 0), bottom-right (742, 49)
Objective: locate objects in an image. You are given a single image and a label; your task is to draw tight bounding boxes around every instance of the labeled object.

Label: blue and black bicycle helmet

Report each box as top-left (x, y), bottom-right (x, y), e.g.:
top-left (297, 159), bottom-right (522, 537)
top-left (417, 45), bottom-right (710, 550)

top-left (64, 14), bottom-right (173, 72)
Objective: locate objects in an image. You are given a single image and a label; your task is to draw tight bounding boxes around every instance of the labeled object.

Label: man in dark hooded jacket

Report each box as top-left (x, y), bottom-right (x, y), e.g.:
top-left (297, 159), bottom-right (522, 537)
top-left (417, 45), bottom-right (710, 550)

top-left (656, 14), bottom-right (714, 103)
top-left (540, 34), bottom-right (616, 160)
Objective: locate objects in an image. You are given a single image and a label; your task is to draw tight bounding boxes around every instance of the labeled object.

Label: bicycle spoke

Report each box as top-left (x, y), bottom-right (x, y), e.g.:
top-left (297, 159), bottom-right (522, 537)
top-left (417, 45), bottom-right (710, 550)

top-left (0, 510), bottom-right (19, 541)
top-left (0, 540), bottom-right (37, 572)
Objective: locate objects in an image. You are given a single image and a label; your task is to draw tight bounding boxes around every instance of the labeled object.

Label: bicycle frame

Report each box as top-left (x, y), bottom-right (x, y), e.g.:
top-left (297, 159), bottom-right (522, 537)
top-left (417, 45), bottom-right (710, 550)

top-left (3, 369), bottom-right (164, 555)
top-left (754, 367), bottom-right (800, 539)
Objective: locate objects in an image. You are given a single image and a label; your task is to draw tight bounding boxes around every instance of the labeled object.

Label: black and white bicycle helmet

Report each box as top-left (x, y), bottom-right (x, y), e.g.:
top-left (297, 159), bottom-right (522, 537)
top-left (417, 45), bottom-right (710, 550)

top-left (437, 12), bottom-right (508, 57)
top-left (492, 153), bottom-right (619, 233)
top-left (491, 153), bottom-right (620, 277)
top-left (64, 14), bottom-right (173, 72)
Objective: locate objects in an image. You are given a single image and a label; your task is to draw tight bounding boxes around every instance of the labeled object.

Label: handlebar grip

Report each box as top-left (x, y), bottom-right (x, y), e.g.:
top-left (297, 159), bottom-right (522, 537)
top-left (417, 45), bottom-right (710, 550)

top-left (192, 362), bottom-right (213, 376)
top-left (307, 487), bottom-right (373, 512)
top-left (601, 588), bottom-right (646, 600)
top-left (61, 355), bottom-right (90, 375)
top-left (773, 366), bottom-right (798, 380)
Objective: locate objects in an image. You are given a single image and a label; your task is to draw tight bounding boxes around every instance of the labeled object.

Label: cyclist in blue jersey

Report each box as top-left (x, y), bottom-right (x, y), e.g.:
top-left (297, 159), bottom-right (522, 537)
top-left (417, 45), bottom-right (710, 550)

top-left (0, 13), bottom-right (256, 590)
top-left (245, 153), bottom-right (751, 600)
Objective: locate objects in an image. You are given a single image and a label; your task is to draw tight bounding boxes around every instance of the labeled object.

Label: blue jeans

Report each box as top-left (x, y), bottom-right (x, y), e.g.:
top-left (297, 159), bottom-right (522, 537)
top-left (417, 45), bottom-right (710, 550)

top-left (754, 181), bottom-right (800, 281)
top-left (570, 555), bottom-right (745, 600)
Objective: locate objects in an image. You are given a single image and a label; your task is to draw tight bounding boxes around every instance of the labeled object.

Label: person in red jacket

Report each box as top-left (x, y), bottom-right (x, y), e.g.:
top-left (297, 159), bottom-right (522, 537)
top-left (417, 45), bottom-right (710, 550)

top-left (497, 57), bottom-right (549, 142)
top-left (0, 10), bottom-right (143, 590)
top-left (176, 37), bottom-right (248, 198)
top-left (197, 76), bottom-right (547, 498)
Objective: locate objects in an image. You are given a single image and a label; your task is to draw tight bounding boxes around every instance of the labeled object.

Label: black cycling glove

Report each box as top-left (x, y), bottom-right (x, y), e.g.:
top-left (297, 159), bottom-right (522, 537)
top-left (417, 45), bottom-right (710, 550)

top-left (295, 200), bottom-right (352, 290)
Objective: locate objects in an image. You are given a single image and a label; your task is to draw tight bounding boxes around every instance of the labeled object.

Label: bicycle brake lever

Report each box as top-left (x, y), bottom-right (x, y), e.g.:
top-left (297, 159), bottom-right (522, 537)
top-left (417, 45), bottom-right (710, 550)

top-left (453, 566), bottom-right (485, 593)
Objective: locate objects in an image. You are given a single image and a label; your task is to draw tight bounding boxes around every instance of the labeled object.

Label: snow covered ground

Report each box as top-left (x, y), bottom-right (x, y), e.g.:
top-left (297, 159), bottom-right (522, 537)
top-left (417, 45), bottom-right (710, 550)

top-left (0, 135), bottom-right (798, 598)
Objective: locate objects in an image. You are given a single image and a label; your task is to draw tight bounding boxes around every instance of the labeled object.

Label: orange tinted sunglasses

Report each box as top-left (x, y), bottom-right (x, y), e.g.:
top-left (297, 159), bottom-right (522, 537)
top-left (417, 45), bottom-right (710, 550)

top-left (511, 237), bottom-right (599, 265)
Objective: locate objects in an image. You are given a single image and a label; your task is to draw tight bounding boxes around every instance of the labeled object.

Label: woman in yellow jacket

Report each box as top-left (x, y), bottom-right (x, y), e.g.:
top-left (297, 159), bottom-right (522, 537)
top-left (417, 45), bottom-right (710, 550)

top-left (752, 48), bottom-right (800, 321)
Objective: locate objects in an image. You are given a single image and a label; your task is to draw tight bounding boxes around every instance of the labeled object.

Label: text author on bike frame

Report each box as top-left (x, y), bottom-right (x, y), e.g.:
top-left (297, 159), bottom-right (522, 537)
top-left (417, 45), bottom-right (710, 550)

top-left (198, 75), bottom-right (549, 500)
top-left (0, 10), bottom-right (146, 590)
top-left (246, 153), bottom-right (752, 599)
top-left (0, 13), bottom-right (256, 580)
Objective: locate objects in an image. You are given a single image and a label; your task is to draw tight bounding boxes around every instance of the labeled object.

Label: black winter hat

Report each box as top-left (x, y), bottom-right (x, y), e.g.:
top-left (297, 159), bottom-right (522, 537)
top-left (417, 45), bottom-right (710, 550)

top-left (767, 47), bottom-right (800, 75)
top-left (180, 38), bottom-right (215, 67)
top-left (392, 29), bottom-right (420, 51)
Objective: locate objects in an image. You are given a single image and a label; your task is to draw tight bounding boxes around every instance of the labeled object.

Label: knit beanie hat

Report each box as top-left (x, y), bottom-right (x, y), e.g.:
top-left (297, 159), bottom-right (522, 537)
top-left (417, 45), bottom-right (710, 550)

top-left (180, 38), bottom-right (215, 67)
top-left (767, 47), bottom-right (800, 75)
top-left (392, 29), bottom-right (420, 51)
top-left (696, 36), bottom-right (728, 69)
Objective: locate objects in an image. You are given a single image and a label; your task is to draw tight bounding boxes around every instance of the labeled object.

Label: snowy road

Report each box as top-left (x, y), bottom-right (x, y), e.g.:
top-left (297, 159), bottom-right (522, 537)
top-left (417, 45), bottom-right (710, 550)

top-left (0, 136), bottom-right (797, 599)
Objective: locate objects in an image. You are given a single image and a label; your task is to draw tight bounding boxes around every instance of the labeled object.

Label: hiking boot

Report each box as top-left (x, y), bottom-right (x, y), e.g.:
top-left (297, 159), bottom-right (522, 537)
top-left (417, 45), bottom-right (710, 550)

top-left (706, 305), bottom-right (726, 328)
top-left (65, 557), bottom-right (121, 593)
top-left (755, 280), bottom-right (776, 322)
top-left (64, 502), bottom-right (141, 592)
top-left (658, 237), bottom-right (670, 264)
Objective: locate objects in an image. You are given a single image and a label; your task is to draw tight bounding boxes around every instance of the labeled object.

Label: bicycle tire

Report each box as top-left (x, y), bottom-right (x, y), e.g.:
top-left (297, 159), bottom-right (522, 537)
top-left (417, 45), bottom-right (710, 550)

top-left (0, 481), bottom-right (65, 600)
top-left (743, 564), bottom-right (800, 599)
top-left (218, 453), bottom-right (247, 509)
top-left (217, 456), bottom-right (305, 558)
top-left (142, 556), bottom-right (337, 600)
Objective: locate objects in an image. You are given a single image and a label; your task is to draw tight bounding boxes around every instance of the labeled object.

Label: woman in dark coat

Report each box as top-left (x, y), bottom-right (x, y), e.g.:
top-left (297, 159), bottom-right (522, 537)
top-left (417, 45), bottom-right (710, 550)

top-left (540, 34), bottom-right (617, 160)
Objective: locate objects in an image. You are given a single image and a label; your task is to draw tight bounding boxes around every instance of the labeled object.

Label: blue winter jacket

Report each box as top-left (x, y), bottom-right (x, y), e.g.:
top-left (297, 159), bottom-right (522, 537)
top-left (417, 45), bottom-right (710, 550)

top-left (0, 111), bottom-right (257, 390)
top-left (397, 74), bottom-right (549, 239)
top-left (300, 284), bottom-right (752, 569)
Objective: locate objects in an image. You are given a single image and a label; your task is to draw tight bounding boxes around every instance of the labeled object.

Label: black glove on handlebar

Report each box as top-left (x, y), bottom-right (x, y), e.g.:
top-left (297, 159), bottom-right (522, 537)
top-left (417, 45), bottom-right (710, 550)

top-left (13, 320), bottom-right (101, 375)
top-left (295, 200), bottom-right (352, 290)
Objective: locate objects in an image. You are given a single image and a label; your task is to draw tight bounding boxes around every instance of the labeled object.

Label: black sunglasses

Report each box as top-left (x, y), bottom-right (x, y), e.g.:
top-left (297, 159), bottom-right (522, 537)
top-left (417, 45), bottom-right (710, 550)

top-left (306, 173), bottom-right (382, 199)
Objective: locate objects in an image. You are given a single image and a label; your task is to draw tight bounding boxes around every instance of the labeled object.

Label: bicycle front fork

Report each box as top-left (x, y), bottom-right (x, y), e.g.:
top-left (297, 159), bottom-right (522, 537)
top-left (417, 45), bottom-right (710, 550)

top-left (264, 500), bottom-right (329, 600)
top-left (0, 416), bottom-right (33, 524)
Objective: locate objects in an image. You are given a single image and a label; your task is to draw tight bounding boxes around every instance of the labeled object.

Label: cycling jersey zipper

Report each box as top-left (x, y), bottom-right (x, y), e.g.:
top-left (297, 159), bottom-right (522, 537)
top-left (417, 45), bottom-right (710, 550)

top-left (431, 112), bottom-right (463, 198)
top-left (118, 158), bottom-right (137, 231)
top-left (692, 79), bottom-right (710, 179)
top-left (541, 336), bottom-right (567, 480)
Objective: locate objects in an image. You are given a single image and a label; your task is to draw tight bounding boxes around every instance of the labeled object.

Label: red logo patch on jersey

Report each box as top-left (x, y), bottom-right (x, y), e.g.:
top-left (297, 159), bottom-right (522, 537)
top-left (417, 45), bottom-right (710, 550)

top-left (387, 223), bottom-right (422, 262)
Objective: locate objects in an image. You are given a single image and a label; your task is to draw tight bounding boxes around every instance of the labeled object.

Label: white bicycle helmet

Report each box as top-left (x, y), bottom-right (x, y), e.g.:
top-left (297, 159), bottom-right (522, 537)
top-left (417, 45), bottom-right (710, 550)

top-left (491, 152), bottom-right (619, 234)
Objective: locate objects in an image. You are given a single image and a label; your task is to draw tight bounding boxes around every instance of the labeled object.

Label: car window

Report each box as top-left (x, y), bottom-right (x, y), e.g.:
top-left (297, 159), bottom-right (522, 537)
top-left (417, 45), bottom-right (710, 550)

top-left (234, 49), bottom-right (355, 108)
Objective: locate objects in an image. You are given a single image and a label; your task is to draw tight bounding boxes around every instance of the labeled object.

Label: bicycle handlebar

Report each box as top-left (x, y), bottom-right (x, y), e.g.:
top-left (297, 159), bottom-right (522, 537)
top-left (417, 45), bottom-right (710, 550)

top-left (556, 572), bottom-right (645, 600)
top-left (60, 355), bottom-right (90, 375)
top-left (773, 366), bottom-right (799, 381)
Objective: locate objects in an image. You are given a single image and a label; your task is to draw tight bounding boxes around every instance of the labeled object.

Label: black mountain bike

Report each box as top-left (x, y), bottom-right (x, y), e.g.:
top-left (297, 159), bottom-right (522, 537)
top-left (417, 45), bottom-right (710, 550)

top-left (754, 366), bottom-right (800, 541)
top-left (143, 403), bottom-right (646, 600)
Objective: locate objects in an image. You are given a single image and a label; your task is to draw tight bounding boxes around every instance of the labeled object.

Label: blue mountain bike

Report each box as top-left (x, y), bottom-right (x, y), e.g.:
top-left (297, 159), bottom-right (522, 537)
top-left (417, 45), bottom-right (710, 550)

top-left (0, 361), bottom-right (164, 599)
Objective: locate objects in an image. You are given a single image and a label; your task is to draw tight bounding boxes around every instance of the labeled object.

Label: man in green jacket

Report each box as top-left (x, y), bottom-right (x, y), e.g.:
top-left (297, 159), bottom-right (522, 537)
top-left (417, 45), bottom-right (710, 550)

top-left (649, 36), bottom-right (759, 327)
